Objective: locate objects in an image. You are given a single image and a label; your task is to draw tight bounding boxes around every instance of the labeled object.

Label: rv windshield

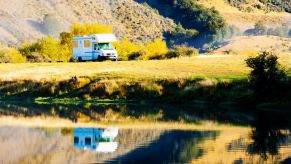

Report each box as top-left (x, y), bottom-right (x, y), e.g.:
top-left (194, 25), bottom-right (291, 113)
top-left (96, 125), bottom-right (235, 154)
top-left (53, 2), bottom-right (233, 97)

top-left (95, 43), bottom-right (113, 50)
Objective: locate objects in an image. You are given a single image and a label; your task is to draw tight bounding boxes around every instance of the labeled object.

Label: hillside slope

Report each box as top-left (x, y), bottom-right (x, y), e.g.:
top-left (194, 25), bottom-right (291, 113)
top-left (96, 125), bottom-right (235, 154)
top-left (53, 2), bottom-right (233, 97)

top-left (0, 0), bottom-right (175, 45)
top-left (214, 35), bottom-right (291, 54)
top-left (197, 0), bottom-right (291, 31)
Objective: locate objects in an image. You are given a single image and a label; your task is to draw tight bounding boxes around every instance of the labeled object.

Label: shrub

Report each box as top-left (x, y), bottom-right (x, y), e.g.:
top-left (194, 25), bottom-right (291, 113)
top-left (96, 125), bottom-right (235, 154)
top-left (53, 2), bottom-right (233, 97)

top-left (0, 48), bottom-right (26, 63)
top-left (20, 37), bottom-right (70, 62)
top-left (114, 38), bottom-right (168, 61)
top-left (113, 38), bottom-right (145, 61)
top-left (128, 51), bottom-right (145, 60)
top-left (165, 45), bottom-right (198, 59)
top-left (171, 23), bottom-right (199, 38)
top-left (254, 21), bottom-right (267, 35)
top-left (246, 51), bottom-right (287, 100)
top-left (144, 39), bottom-right (168, 60)
top-left (148, 53), bottom-right (165, 60)
top-left (39, 37), bottom-right (70, 62)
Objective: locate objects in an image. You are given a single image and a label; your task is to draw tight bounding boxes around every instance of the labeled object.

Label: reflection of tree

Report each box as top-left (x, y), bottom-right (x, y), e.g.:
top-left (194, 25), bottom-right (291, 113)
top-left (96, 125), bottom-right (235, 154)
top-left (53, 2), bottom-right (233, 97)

top-left (247, 110), bottom-right (290, 160)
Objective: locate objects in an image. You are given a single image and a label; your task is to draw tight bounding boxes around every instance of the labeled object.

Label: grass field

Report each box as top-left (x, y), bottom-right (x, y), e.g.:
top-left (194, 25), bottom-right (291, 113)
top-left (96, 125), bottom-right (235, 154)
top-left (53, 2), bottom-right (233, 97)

top-left (0, 54), bottom-right (290, 81)
top-left (0, 54), bottom-right (290, 104)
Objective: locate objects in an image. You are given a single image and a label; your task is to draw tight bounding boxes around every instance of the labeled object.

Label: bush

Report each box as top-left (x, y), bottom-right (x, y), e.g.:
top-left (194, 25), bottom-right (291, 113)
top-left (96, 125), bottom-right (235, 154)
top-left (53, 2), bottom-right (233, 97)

top-left (254, 21), bottom-right (267, 35)
top-left (113, 38), bottom-right (168, 61)
top-left (148, 53), bottom-right (165, 60)
top-left (144, 39), bottom-right (168, 60)
top-left (0, 48), bottom-right (26, 63)
top-left (246, 51), bottom-right (287, 100)
top-left (171, 23), bottom-right (199, 38)
top-left (20, 37), bottom-right (70, 62)
top-left (113, 38), bottom-right (145, 61)
top-left (128, 51), bottom-right (145, 60)
top-left (165, 46), bottom-right (198, 59)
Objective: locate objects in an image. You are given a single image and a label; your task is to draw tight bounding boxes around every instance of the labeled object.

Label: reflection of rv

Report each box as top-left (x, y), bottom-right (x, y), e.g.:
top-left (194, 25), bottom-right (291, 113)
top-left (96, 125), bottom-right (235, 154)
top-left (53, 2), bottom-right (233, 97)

top-left (73, 128), bottom-right (118, 153)
top-left (72, 34), bottom-right (118, 61)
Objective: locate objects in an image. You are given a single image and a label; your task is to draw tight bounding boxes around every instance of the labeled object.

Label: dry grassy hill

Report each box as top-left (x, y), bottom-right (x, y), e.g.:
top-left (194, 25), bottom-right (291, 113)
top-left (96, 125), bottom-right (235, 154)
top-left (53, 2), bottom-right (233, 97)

top-left (0, 0), bottom-right (175, 45)
top-left (214, 35), bottom-right (291, 54)
top-left (0, 0), bottom-right (290, 54)
top-left (197, 0), bottom-right (291, 31)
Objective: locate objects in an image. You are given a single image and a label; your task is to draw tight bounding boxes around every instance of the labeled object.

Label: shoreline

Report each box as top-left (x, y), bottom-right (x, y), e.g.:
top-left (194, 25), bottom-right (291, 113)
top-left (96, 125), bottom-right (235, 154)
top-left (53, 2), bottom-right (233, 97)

top-left (0, 116), bottom-right (249, 131)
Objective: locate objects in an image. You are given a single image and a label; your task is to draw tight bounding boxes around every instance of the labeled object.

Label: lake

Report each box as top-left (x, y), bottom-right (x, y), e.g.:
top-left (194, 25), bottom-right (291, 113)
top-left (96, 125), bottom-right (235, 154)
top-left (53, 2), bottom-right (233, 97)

top-left (0, 102), bottom-right (290, 163)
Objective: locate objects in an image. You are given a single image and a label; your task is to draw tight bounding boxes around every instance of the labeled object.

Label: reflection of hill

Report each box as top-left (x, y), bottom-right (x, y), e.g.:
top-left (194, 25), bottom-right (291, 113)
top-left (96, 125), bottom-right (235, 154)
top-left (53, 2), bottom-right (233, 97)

top-left (109, 130), bottom-right (218, 164)
top-left (0, 127), bottom-right (163, 164)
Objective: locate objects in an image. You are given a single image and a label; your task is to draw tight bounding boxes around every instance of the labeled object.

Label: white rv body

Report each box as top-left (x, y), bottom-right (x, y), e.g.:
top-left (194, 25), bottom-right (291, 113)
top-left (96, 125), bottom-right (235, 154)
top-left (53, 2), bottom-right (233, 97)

top-left (72, 34), bottom-right (118, 61)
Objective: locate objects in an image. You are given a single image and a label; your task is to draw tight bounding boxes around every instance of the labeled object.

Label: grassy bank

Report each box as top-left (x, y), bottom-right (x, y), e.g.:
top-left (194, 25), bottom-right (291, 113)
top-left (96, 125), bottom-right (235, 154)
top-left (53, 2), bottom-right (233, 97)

top-left (0, 55), bottom-right (251, 80)
top-left (0, 55), bottom-right (290, 106)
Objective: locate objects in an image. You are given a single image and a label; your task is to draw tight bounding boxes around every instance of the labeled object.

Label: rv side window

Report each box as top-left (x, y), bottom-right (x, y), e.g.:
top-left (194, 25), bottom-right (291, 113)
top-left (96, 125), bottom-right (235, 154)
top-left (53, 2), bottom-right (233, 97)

top-left (85, 137), bottom-right (91, 145)
top-left (84, 40), bottom-right (91, 48)
top-left (74, 137), bottom-right (79, 144)
top-left (73, 41), bottom-right (78, 48)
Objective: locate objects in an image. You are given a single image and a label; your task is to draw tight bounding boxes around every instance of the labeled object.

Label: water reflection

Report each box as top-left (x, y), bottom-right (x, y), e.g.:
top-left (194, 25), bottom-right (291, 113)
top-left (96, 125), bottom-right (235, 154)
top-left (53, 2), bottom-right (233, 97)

top-left (247, 110), bottom-right (291, 160)
top-left (109, 130), bottom-right (217, 164)
top-left (0, 126), bottom-right (289, 163)
top-left (0, 102), bottom-right (291, 163)
top-left (73, 128), bottom-right (119, 153)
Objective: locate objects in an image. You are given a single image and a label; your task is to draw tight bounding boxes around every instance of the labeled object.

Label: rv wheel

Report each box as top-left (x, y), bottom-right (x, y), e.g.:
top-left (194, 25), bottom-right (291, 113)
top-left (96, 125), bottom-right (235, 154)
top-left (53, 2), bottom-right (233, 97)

top-left (78, 57), bottom-right (82, 62)
top-left (97, 56), bottom-right (103, 62)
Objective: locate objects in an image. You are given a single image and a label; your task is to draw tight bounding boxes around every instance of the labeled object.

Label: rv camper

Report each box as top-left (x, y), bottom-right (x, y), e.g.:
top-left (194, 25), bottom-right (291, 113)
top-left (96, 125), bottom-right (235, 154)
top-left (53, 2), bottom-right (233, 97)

top-left (73, 128), bottom-right (119, 153)
top-left (72, 34), bottom-right (118, 61)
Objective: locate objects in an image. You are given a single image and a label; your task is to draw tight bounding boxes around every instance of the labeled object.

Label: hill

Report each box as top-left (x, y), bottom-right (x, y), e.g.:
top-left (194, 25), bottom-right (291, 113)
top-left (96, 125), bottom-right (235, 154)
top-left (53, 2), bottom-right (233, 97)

top-left (196, 0), bottom-right (291, 31)
top-left (0, 0), bottom-right (175, 45)
top-left (214, 35), bottom-right (291, 54)
top-left (0, 0), bottom-right (290, 53)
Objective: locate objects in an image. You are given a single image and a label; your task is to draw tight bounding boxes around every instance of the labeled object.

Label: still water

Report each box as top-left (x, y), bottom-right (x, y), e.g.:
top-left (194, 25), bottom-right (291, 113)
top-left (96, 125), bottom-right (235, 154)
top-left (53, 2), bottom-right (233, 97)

top-left (0, 102), bottom-right (291, 163)
top-left (0, 126), bottom-right (290, 164)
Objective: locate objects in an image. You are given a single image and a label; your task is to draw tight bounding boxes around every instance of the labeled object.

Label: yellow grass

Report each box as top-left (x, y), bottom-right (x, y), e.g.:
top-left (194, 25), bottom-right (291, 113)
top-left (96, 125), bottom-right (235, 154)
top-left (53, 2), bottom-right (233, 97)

top-left (0, 55), bottom-right (290, 81)
top-left (215, 36), bottom-right (291, 55)
top-left (197, 0), bottom-right (291, 30)
top-left (0, 55), bottom-right (250, 81)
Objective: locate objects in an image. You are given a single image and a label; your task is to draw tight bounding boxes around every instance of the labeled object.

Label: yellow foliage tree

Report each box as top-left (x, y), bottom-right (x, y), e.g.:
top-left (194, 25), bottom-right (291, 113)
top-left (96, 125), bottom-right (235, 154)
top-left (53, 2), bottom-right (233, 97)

top-left (60, 22), bottom-right (113, 49)
top-left (144, 39), bottom-right (168, 60)
top-left (114, 38), bottom-right (168, 61)
top-left (40, 37), bottom-right (71, 62)
top-left (113, 38), bottom-right (145, 61)
top-left (71, 22), bottom-right (113, 36)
